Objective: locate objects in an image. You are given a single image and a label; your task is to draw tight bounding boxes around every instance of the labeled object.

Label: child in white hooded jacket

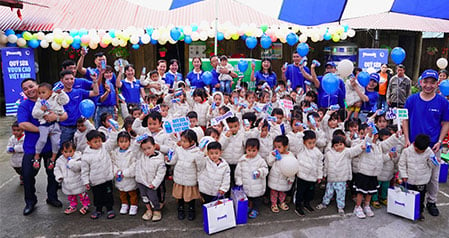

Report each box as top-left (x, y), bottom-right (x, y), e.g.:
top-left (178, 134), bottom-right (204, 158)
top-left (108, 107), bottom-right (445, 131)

top-left (235, 138), bottom-right (268, 219)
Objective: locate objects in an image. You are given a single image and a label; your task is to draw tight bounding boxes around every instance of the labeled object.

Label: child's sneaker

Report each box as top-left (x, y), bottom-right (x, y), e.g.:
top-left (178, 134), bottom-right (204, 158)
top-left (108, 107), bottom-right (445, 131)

top-left (354, 206), bottom-right (366, 219)
top-left (120, 204), bottom-right (129, 215)
top-left (338, 208), bottom-right (345, 216)
top-left (249, 209), bottom-right (258, 219)
top-left (316, 203), bottom-right (327, 210)
top-left (64, 206), bottom-right (77, 215)
top-left (129, 205), bottom-right (138, 216)
top-left (363, 205), bottom-right (374, 217)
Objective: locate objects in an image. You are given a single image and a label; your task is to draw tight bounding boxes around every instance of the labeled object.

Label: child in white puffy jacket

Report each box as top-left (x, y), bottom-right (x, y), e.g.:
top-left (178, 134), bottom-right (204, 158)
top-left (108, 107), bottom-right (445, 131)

top-left (111, 131), bottom-right (138, 216)
top-left (54, 141), bottom-right (90, 215)
top-left (166, 129), bottom-right (203, 221)
top-left (294, 131), bottom-right (324, 216)
top-left (186, 88), bottom-right (209, 127)
top-left (235, 138), bottom-right (268, 219)
top-left (267, 135), bottom-right (295, 213)
top-left (6, 121), bottom-right (24, 184)
top-left (399, 134), bottom-right (437, 221)
top-left (73, 118), bottom-right (94, 153)
top-left (135, 135), bottom-right (167, 222)
top-left (198, 142), bottom-right (231, 204)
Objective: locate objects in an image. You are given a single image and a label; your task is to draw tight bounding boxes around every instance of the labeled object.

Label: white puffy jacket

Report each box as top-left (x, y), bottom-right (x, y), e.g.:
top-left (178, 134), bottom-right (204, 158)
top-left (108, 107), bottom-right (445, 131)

top-left (32, 92), bottom-right (69, 124)
top-left (164, 94), bottom-right (190, 119)
top-left (324, 145), bottom-right (364, 182)
top-left (54, 152), bottom-right (86, 195)
top-left (111, 145), bottom-right (137, 192)
top-left (135, 150), bottom-right (167, 188)
top-left (73, 120), bottom-right (94, 153)
top-left (345, 80), bottom-right (365, 107)
top-left (166, 145), bottom-right (204, 186)
top-left (296, 147), bottom-right (324, 182)
top-left (132, 118), bottom-right (175, 154)
top-left (235, 154), bottom-right (268, 197)
top-left (357, 135), bottom-right (401, 177)
top-left (186, 94), bottom-right (209, 127)
top-left (267, 152), bottom-right (295, 192)
top-left (377, 153), bottom-right (399, 181)
top-left (81, 136), bottom-right (115, 186)
top-left (219, 130), bottom-right (246, 165)
top-left (6, 134), bottom-right (24, 168)
top-left (198, 157), bottom-right (231, 196)
top-left (286, 131), bottom-right (303, 155)
top-left (398, 146), bottom-right (436, 185)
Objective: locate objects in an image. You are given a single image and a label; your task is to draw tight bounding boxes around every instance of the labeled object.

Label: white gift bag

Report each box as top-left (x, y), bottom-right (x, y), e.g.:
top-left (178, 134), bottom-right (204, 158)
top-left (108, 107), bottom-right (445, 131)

top-left (387, 187), bottom-right (420, 220)
top-left (202, 198), bottom-right (236, 234)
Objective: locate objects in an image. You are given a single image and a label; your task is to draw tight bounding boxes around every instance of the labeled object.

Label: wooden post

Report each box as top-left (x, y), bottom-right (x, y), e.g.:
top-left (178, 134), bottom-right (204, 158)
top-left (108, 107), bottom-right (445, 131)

top-left (412, 32), bottom-right (423, 83)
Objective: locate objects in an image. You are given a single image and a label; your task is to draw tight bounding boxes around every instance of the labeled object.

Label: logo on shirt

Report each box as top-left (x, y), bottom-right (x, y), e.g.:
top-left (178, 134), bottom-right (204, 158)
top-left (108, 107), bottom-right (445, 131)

top-left (429, 108), bottom-right (439, 113)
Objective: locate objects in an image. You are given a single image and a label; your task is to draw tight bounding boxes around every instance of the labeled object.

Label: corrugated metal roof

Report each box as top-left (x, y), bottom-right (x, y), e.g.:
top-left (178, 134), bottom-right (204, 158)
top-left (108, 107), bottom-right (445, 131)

top-left (0, 0), bottom-right (290, 31)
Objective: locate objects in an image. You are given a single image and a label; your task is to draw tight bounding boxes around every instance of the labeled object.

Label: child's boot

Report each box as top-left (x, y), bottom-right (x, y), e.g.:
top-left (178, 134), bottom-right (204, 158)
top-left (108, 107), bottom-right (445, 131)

top-left (177, 202), bottom-right (185, 220)
top-left (187, 200), bottom-right (196, 221)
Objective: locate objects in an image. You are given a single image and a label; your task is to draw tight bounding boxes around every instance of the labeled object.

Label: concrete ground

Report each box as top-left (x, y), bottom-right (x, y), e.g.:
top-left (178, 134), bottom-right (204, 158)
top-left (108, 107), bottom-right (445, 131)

top-left (1, 117), bottom-right (449, 238)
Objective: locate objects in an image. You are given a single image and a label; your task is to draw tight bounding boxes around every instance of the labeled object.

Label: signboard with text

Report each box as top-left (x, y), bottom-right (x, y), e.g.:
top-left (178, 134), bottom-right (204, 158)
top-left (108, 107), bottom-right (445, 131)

top-left (358, 48), bottom-right (388, 72)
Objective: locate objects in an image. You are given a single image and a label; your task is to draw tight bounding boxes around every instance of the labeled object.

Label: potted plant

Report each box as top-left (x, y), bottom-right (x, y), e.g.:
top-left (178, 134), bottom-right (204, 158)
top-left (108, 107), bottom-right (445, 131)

top-left (159, 47), bottom-right (167, 57)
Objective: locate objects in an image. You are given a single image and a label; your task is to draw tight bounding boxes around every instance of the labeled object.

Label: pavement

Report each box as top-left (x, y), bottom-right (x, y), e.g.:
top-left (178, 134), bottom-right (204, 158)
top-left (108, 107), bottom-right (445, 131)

top-left (1, 116), bottom-right (449, 238)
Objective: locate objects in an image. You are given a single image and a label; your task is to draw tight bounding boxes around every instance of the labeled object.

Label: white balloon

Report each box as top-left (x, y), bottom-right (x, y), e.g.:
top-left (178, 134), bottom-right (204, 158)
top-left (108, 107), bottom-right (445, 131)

top-left (183, 26), bottom-right (192, 35)
top-left (141, 34), bottom-right (151, 44)
top-left (366, 67), bottom-right (376, 74)
top-left (207, 29), bottom-right (215, 38)
top-left (279, 156), bottom-right (299, 177)
top-left (119, 39), bottom-right (127, 47)
top-left (7, 34), bottom-right (18, 43)
top-left (45, 33), bottom-right (54, 42)
top-left (0, 34), bottom-right (8, 44)
top-left (200, 33), bottom-right (208, 41)
top-left (255, 29), bottom-right (263, 38)
top-left (36, 32), bottom-right (45, 40)
top-left (347, 29), bottom-right (356, 37)
top-left (158, 39), bottom-right (167, 45)
top-left (437, 58), bottom-right (448, 69)
top-left (53, 28), bottom-right (63, 35)
top-left (336, 59), bottom-right (354, 78)
top-left (111, 38), bottom-right (120, 47)
top-left (130, 35), bottom-right (139, 45)
top-left (152, 30), bottom-right (160, 40)
top-left (61, 41), bottom-right (70, 48)
top-left (40, 39), bottom-right (49, 48)
top-left (17, 38), bottom-right (26, 47)
top-left (311, 34), bottom-right (319, 43)
top-left (51, 42), bottom-right (61, 51)
top-left (168, 38), bottom-right (177, 44)
top-left (89, 41), bottom-right (98, 49)
top-left (340, 32), bottom-right (347, 41)
top-left (299, 34), bottom-right (307, 43)
top-left (191, 32), bottom-right (200, 41)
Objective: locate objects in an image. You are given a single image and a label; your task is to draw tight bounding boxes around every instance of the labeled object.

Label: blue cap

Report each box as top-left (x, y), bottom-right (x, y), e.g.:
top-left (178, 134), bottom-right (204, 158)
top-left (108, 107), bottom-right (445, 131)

top-left (369, 73), bottom-right (380, 83)
top-left (325, 62), bottom-right (336, 68)
top-left (420, 69), bottom-right (439, 81)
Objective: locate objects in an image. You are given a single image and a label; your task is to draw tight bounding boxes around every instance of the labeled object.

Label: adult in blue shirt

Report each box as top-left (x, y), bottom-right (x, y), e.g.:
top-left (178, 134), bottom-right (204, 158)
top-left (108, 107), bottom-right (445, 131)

top-left (164, 59), bottom-right (183, 88)
top-left (186, 57), bottom-right (205, 88)
top-left (18, 78), bottom-right (69, 215)
top-left (61, 60), bottom-right (93, 90)
top-left (209, 55), bottom-right (224, 91)
top-left (311, 62), bottom-right (345, 108)
top-left (403, 69), bottom-right (449, 217)
top-left (282, 51), bottom-right (314, 91)
top-left (251, 58), bottom-right (277, 88)
top-left (59, 70), bottom-right (99, 146)
top-left (94, 66), bottom-right (117, 128)
top-left (359, 74), bottom-right (380, 122)
top-left (116, 64), bottom-right (145, 110)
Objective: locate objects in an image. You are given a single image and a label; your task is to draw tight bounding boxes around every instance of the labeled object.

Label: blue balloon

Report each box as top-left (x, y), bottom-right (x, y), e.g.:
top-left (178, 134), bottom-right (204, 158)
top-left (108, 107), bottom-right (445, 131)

top-left (322, 73), bottom-right (339, 95)
top-left (170, 28), bottom-right (181, 41)
top-left (72, 43), bottom-right (81, 50)
top-left (439, 80), bottom-right (449, 96)
top-left (132, 44), bottom-right (140, 50)
top-left (391, 47), bottom-right (406, 64)
top-left (108, 29), bottom-right (116, 38)
top-left (191, 24), bottom-right (198, 32)
top-left (217, 32), bottom-right (224, 41)
top-left (184, 35), bottom-right (192, 44)
top-left (286, 33), bottom-right (298, 46)
top-left (150, 38), bottom-right (158, 45)
top-left (241, 35), bottom-right (247, 41)
top-left (296, 43), bottom-right (309, 57)
top-left (79, 99), bottom-right (95, 118)
top-left (201, 71), bottom-right (213, 85)
top-left (324, 32), bottom-right (331, 40)
top-left (73, 36), bottom-right (81, 45)
top-left (69, 30), bottom-right (79, 37)
top-left (238, 60), bottom-right (249, 73)
top-left (357, 71), bottom-right (370, 87)
top-left (79, 29), bottom-right (88, 36)
top-left (245, 37), bottom-right (257, 49)
top-left (260, 35), bottom-right (272, 49)
top-left (343, 25), bottom-right (349, 32)
top-left (146, 27), bottom-right (154, 36)
top-left (5, 29), bottom-right (15, 36)
top-left (28, 39), bottom-right (39, 49)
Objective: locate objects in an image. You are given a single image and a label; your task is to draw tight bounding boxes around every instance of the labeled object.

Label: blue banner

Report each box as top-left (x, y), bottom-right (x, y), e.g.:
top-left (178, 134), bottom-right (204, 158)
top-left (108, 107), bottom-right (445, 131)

top-left (358, 48), bottom-right (389, 72)
top-left (1, 47), bottom-right (35, 116)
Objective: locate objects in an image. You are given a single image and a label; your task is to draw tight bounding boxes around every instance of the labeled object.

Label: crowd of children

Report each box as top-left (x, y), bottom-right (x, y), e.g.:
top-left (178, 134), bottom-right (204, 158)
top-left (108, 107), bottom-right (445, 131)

top-left (9, 60), bottom-right (441, 223)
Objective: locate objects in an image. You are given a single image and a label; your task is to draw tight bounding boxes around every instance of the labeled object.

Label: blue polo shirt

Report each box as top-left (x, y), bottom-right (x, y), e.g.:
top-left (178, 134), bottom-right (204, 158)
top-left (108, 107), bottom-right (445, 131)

top-left (361, 90), bottom-right (379, 112)
top-left (120, 79), bottom-right (141, 103)
top-left (405, 93), bottom-right (449, 145)
top-left (255, 71), bottom-right (277, 88)
top-left (187, 71), bottom-right (205, 88)
top-left (17, 99), bottom-right (51, 154)
top-left (284, 64), bottom-right (310, 90)
top-left (210, 69), bottom-right (219, 87)
top-left (85, 67), bottom-right (117, 85)
top-left (164, 72), bottom-right (183, 88)
top-left (73, 78), bottom-right (93, 90)
top-left (97, 80), bottom-right (117, 107)
top-left (60, 88), bottom-right (91, 127)
top-left (317, 76), bottom-right (346, 108)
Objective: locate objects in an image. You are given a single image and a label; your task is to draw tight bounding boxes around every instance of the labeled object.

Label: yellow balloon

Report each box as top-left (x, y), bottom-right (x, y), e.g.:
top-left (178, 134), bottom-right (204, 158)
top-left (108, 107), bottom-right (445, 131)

top-left (23, 31), bottom-right (32, 40)
top-left (51, 42), bottom-right (61, 51)
top-left (245, 31), bottom-right (252, 37)
top-left (231, 34), bottom-right (239, 40)
top-left (332, 34), bottom-right (340, 42)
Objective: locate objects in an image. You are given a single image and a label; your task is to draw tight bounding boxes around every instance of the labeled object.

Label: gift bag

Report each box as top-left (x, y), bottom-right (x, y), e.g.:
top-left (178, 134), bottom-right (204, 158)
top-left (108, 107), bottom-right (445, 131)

top-left (387, 187), bottom-right (420, 220)
top-left (439, 163), bottom-right (448, 183)
top-left (202, 198), bottom-right (236, 235)
top-left (231, 187), bottom-right (248, 225)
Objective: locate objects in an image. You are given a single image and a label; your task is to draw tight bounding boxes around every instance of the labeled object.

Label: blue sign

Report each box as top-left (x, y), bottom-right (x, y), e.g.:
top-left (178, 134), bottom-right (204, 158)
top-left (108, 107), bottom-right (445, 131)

top-left (358, 48), bottom-right (388, 72)
top-left (1, 47), bottom-right (35, 116)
